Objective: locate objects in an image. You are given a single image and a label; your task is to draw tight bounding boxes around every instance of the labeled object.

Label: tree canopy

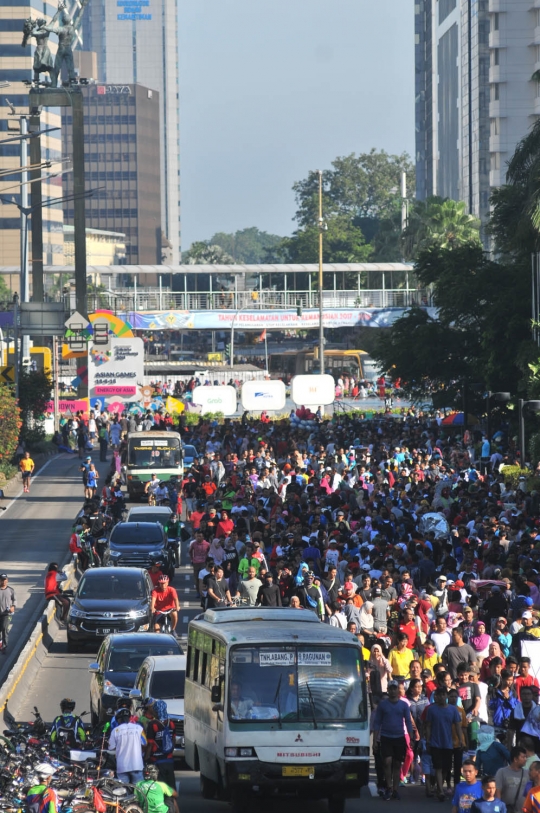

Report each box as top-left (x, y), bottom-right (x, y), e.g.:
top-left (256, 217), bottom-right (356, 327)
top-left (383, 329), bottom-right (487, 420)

top-left (209, 227), bottom-right (283, 264)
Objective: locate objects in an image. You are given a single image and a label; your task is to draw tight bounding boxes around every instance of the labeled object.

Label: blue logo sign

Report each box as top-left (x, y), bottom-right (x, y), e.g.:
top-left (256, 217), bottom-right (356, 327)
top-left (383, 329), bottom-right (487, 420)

top-left (117, 0), bottom-right (152, 20)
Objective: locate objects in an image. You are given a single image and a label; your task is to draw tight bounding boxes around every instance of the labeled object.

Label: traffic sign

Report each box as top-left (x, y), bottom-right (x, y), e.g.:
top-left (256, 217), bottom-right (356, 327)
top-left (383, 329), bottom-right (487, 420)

top-left (64, 311), bottom-right (89, 331)
top-left (0, 366), bottom-right (15, 384)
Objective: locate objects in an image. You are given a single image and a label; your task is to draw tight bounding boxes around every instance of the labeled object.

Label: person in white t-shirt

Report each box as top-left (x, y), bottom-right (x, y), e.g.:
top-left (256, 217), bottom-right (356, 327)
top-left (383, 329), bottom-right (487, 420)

top-left (107, 708), bottom-right (146, 784)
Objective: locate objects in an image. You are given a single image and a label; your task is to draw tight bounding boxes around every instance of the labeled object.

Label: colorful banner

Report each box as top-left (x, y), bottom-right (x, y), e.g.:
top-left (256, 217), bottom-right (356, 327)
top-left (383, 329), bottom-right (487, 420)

top-left (88, 336), bottom-right (144, 405)
top-left (44, 399), bottom-right (89, 414)
top-left (125, 307), bottom-right (437, 331)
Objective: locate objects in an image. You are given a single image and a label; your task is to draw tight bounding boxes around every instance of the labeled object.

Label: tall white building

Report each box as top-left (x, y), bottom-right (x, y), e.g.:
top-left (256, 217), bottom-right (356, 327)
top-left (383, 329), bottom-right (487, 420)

top-left (85, 0), bottom-right (181, 262)
top-left (415, 0), bottom-right (537, 232)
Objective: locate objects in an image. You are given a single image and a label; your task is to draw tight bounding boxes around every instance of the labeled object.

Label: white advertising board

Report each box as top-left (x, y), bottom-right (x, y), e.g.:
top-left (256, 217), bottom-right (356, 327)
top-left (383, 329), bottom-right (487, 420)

top-left (88, 337), bottom-right (144, 406)
top-left (193, 385), bottom-right (237, 415)
top-left (291, 374), bottom-right (335, 406)
top-left (241, 379), bottom-right (286, 411)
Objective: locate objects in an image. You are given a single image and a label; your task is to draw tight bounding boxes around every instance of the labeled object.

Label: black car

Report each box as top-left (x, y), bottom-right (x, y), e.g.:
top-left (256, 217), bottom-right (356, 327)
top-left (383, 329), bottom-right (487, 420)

top-left (103, 522), bottom-right (175, 579)
top-left (88, 632), bottom-right (183, 724)
top-left (67, 567), bottom-right (153, 651)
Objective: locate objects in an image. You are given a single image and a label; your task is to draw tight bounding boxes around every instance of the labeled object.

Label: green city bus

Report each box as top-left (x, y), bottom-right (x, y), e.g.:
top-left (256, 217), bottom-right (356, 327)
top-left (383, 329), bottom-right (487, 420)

top-left (124, 431), bottom-right (183, 500)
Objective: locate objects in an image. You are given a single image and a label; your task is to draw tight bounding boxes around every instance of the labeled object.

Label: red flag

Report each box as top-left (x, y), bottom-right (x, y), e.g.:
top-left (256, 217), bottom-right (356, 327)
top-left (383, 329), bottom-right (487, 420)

top-left (258, 329), bottom-right (266, 342)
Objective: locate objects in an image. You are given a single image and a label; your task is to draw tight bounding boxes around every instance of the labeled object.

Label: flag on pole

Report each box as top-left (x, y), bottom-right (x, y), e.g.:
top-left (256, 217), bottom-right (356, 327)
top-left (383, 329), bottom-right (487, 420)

top-left (258, 329), bottom-right (267, 342)
top-left (165, 396), bottom-right (185, 414)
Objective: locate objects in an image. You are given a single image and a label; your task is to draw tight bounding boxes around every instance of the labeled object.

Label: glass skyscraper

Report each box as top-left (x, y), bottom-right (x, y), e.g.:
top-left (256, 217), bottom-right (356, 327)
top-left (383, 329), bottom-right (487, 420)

top-left (84, 0), bottom-right (181, 262)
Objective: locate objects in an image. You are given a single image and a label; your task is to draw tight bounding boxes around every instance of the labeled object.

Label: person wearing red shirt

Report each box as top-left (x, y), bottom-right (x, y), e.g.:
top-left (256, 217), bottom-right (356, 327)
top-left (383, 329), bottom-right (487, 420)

top-left (398, 606), bottom-right (418, 649)
top-left (44, 562), bottom-right (70, 620)
top-left (216, 510), bottom-right (234, 538)
top-left (150, 575), bottom-right (180, 634)
top-left (190, 507), bottom-right (205, 530)
top-left (515, 657), bottom-right (540, 699)
top-left (201, 476), bottom-right (217, 498)
top-left (189, 532), bottom-right (211, 593)
top-left (147, 561), bottom-right (165, 588)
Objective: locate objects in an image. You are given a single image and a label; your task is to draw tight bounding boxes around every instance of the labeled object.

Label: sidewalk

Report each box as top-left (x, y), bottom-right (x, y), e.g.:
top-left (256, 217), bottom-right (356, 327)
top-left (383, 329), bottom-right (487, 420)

top-left (0, 451), bottom-right (109, 684)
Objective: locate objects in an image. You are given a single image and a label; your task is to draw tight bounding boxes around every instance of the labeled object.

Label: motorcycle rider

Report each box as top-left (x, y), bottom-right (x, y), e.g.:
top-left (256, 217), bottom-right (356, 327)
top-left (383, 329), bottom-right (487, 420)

top-left (50, 699), bottom-right (86, 748)
top-left (44, 563), bottom-right (70, 622)
top-left (150, 574), bottom-right (180, 635)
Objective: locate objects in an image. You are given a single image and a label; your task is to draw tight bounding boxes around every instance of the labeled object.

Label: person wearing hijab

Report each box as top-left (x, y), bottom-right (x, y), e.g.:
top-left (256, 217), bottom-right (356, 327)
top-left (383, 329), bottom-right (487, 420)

top-left (480, 642), bottom-right (506, 682)
top-left (208, 538), bottom-right (225, 567)
top-left (368, 643), bottom-right (392, 705)
top-left (475, 724), bottom-right (510, 776)
top-left (469, 621), bottom-right (492, 661)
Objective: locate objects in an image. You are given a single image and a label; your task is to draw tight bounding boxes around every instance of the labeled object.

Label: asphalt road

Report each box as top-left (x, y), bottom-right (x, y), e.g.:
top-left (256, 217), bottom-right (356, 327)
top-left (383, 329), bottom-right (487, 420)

top-left (0, 451), bottom-right (110, 681)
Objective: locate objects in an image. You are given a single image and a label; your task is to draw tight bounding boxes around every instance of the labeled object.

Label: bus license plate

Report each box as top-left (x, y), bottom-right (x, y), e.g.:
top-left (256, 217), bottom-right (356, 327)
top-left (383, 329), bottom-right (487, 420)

top-left (282, 766), bottom-right (314, 777)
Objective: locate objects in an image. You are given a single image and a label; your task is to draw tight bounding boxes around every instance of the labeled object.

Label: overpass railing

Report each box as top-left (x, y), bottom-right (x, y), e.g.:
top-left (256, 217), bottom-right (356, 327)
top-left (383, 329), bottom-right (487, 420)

top-left (82, 288), bottom-right (432, 314)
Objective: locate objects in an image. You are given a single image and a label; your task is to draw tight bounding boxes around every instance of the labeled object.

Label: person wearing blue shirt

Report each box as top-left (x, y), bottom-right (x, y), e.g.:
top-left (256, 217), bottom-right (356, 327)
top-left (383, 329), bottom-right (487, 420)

top-left (372, 681), bottom-right (415, 801)
top-left (471, 776), bottom-right (507, 813)
top-left (452, 760), bottom-right (483, 813)
top-left (426, 688), bottom-right (465, 801)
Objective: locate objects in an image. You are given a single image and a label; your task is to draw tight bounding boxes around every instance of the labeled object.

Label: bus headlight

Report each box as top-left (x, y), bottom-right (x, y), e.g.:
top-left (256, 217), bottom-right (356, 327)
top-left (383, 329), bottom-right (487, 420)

top-left (342, 746), bottom-right (369, 757)
top-left (225, 747), bottom-right (255, 757)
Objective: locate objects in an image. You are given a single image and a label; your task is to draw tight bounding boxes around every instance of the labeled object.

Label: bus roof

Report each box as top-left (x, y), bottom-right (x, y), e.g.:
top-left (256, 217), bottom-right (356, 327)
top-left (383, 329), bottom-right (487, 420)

top-left (127, 431), bottom-right (181, 438)
top-left (189, 608), bottom-right (359, 647)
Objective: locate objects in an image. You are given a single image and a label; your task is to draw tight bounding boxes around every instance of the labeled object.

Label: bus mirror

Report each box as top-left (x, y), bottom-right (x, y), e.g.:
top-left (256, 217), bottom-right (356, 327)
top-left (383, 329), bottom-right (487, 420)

top-left (211, 685), bottom-right (221, 703)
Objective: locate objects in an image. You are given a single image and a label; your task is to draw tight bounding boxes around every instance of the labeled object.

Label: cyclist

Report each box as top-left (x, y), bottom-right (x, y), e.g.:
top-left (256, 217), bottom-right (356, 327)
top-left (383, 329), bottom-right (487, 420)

top-left (145, 473), bottom-right (161, 505)
top-left (25, 763), bottom-right (58, 813)
top-left (135, 763), bottom-right (179, 813)
top-left (148, 559), bottom-right (165, 588)
top-left (44, 563), bottom-right (70, 622)
top-left (20, 452), bottom-right (35, 494)
top-left (150, 574), bottom-right (180, 635)
top-left (110, 697), bottom-right (138, 732)
top-left (50, 699), bottom-right (86, 748)
top-left (154, 481), bottom-right (169, 506)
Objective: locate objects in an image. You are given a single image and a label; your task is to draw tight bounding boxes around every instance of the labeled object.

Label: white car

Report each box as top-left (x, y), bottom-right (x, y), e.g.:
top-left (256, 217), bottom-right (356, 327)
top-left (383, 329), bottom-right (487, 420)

top-left (131, 654), bottom-right (186, 759)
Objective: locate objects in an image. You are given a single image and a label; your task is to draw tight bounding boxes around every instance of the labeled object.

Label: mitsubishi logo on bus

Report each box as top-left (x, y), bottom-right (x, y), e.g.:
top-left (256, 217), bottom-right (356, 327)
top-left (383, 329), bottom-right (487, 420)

top-left (294, 734), bottom-right (303, 742)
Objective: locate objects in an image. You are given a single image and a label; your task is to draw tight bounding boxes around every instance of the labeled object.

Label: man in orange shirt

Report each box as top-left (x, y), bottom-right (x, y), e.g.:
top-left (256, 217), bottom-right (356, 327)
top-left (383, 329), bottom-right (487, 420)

top-left (201, 475), bottom-right (217, 498)
top-left (522, 760), bottom-right (540, 813)
top-left (340, 581), bottom-right (363, 608)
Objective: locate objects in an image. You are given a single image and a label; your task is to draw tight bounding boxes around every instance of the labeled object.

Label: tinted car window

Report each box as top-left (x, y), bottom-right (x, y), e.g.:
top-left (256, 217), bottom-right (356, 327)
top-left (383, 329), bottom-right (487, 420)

top-left (78, 572), bottom-right (147, 599)
top-left (110, 525), bottom-right (164, 546)
top-left (126, 512), bottom-right (171, 524)
top-left (108, 643), bottom-right (182, 672)
top-left (150, 670), bottom-right (185, 699)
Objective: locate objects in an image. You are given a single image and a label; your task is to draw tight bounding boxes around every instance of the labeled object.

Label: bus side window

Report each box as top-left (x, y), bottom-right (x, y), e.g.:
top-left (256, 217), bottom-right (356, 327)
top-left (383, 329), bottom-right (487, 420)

top-left (186, 645), bottom-right (192, 678)
top-left (193, 648), bottom-right (200, 683)
top-left (201, 652), bottom-right (208, 687)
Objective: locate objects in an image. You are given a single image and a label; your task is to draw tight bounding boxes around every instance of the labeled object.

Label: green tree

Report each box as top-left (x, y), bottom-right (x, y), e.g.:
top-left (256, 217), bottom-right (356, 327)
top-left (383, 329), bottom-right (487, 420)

top-left (372, 244), bottom-right (532, 397)
top-left (18, 369), bottom-right (52, 444)
top-left (0, 383), bottom-right (21, 467)
top-left (402, 197), bottom-right (481, 259)
top-left (277, 215), bottom-right (372, 266)
top-left (182, 241), bottom-right (236, 264)
top-left (292, 150), bottom-right (414, 228)
top-left (209, 227), bottom-right (283, 263)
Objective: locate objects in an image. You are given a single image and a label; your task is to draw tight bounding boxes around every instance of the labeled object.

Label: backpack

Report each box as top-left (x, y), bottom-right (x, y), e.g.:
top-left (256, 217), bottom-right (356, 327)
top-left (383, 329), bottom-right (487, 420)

top-left (153, 720), bottom-right (174, 756)
top-left (25, 788), bottom-right (47, 813)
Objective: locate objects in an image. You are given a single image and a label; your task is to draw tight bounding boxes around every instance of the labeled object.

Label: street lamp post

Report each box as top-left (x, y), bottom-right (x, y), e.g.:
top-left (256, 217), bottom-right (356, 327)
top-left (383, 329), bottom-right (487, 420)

top-left (518, 399), bottom-right (540, 466)
top-left (230, 305), bottom-right (248, 369)
top-left (317, 170), bottom-right (325, 374)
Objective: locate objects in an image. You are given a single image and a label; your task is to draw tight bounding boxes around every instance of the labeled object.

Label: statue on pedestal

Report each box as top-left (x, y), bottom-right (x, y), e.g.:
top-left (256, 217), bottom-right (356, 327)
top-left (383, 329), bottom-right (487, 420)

top-left (22, 0), bottom-right (90, 87)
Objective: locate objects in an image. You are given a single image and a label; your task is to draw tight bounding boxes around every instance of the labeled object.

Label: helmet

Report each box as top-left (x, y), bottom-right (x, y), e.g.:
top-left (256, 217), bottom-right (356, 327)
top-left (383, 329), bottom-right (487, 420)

top-left (35, 763), bottom-right (56, 778)
top-left (116, 698), bottom-right (132, 711)
top-left (150, 558), bottom-right (163, 567)
top-left (158, 574), bottom-right (169, 584)
top-left (60, 698), bottom-right (76, 713)
top-left (142, 696), bottom-right (155, 709)
top-left (145, 765), bottom-right (160, 780)
top-left (115, 708), bottom-right (131, 725)
top-left (525, 597), bottom-right (534, 607)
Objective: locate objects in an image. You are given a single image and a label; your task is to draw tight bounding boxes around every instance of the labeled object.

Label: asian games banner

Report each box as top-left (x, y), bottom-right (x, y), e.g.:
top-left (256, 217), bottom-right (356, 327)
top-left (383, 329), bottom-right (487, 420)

top-left (125, 307), bottom-right (438, 331)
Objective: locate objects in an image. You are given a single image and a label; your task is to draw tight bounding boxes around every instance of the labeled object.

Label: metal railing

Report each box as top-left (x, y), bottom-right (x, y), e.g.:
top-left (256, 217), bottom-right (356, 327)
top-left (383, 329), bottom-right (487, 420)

top-left (79, 288), bottom-right (432, 314)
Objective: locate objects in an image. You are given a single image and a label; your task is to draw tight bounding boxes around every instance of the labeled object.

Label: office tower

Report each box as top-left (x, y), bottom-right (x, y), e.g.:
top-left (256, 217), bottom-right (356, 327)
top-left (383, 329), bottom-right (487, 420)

top-left (84, 0), bottom-right (181, 262)
top-left (61, 83), bottom-right (161, 264)
top-left (415, 0), bottom-right (536, 231)
top-left (0, 2), bottom-right (65, 284)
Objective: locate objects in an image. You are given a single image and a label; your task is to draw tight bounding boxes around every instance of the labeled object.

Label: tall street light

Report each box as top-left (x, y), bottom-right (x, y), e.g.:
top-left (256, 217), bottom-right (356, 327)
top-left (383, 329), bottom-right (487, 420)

top-left (519, 399), bottom-right (540, 465)
top-left (317, 170), bottom-right (326, 375)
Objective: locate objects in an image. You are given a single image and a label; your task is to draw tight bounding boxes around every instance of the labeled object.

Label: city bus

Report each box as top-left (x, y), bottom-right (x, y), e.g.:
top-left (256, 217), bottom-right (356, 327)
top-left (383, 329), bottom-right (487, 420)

top-left (124, 431), bottom-right (183, 500)
top-left (184, 607), bottom-right (368, 813)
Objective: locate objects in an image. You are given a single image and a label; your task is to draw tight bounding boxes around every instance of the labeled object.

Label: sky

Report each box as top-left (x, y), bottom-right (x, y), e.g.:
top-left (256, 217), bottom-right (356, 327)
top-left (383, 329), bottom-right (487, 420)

top-left (178, 0), bottom-right (415, 250)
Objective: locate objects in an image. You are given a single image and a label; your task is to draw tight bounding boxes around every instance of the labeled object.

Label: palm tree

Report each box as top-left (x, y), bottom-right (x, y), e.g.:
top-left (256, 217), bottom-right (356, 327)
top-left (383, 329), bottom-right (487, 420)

top-left (403, 196), bottom-right (481, 259)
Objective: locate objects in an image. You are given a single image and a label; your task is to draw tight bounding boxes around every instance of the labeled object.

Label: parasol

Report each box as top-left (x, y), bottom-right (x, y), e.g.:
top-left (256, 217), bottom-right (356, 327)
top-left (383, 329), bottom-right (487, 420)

top-left (418, 511), bottom-right (450, 540)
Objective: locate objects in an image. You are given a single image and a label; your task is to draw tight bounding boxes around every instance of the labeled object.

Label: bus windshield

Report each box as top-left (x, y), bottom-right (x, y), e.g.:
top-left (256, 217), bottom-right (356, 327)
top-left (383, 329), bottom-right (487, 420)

top-left (127, 436), bottom-right (182, 469)
top-left (228, 645), bottom-right (365, 724)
